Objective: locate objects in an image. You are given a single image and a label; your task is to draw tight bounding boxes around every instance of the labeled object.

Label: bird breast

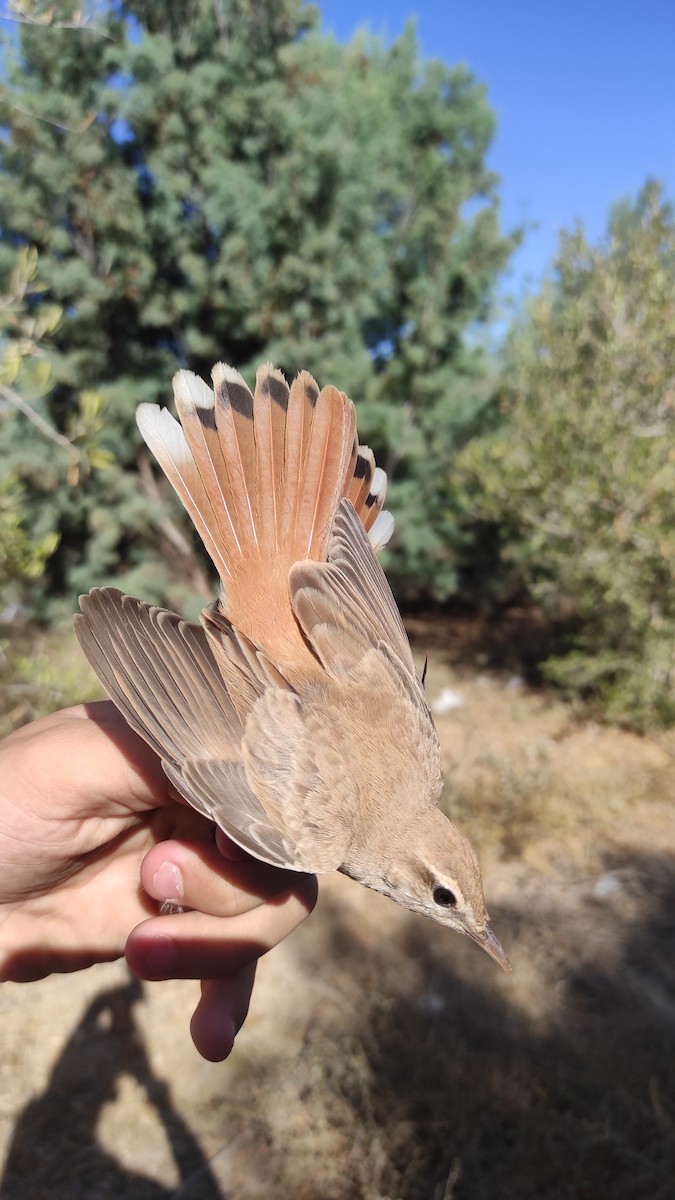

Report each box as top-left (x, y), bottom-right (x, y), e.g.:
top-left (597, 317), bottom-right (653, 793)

top-left (302, 665), bottom-right (444, 835)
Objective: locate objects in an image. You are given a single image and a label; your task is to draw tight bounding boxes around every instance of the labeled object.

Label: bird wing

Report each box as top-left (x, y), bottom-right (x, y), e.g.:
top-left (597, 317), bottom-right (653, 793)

top-left (74, 588), bottom-right (313, 868)
top-left (178, 686), bottom-right (349, 874)
top-left (75, 589), bottom-right (244, 765)
top-left (288, 499), bottom-right (419, 683)
top-left (175, 757), bottom-right (301, 868)
top-left (241, 686), bottom-right (352, 873)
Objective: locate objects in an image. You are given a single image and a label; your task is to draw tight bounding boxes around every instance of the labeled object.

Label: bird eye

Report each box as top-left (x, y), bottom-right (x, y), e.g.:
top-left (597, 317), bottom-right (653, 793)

top-left (433, 885), bottom-right (457, 908)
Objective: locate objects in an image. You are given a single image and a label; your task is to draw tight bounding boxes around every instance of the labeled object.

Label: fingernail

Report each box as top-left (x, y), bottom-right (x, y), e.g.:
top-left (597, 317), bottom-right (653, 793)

top-left (153, 861), bottom-right (184, 902)
top-left (145, 935), bottom-right (178, 977)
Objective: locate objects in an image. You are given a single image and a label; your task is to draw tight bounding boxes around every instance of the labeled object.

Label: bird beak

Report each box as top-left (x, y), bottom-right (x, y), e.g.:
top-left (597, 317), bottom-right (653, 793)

top-left (469, 923), bottom-right (512, 973)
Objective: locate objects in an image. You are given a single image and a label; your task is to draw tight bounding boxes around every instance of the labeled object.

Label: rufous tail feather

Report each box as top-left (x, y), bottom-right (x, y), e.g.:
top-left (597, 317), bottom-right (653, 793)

top-left (136, 362), bottom-right (394, 665)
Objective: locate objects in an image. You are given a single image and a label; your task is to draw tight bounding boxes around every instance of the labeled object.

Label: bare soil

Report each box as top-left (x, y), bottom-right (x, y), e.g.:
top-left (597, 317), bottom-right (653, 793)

top-left (1, 631), bottom-right (674, 1199)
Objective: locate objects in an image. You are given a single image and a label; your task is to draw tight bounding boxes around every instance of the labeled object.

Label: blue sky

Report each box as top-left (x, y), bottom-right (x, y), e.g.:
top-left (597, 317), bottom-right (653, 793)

top-left (321, 0), bottom-right (675, 299)
top-left (2, 1), bottom-right (672, 302)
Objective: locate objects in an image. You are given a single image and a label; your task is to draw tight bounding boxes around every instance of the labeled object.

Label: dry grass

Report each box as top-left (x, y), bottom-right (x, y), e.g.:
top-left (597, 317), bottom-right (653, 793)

top-left (0, 626), bottom-right (674, 1198)
top-left (0, 621), bottom-right (102, 736)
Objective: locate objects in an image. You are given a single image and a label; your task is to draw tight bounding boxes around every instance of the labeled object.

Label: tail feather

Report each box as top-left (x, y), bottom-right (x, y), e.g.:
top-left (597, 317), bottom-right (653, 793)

top-left (296, 384), bottom-right (356, 559)
top-left (211, 362), bottom-right (258, 551)
top-left (280, 370), bottom-right (319, 549)
top-left (347, 446), bottom-right (376, 514)
top-left (172, 370), bottom-right (242, 558)
top-left (367, 508), bottom-right (395, 551)
top-left (346, 447), bottom-right (391, 541)
top-left (253, 364), bottom-right (290, 552)
top-left (137, 361), bottom-right (394, 663)
top-left (136, 402), bottom-right (232, 581)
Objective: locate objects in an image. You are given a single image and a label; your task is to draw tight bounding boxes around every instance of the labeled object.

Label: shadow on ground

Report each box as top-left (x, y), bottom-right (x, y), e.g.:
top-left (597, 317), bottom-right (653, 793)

top-left (267, 847), bottom-right (675, 1200)
top-left (2, 849), bottom-right (674, 1200)
top-left (0, 976), bottom-right (222, 1200)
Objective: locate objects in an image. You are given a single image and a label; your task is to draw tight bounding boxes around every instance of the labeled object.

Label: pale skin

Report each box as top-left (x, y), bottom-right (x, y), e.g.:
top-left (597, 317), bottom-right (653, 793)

top-left (0, 701), bottom-right (317, 1062)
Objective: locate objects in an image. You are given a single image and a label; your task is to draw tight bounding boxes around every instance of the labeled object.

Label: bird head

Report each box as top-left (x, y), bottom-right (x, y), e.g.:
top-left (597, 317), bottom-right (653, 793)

top-left (412, 825), bottom-right (512, 972)
top-left (346, 805), bottom-right (511, 972)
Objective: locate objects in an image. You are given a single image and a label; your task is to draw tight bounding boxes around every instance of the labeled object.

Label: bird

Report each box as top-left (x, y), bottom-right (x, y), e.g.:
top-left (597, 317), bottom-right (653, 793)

top-left (75, 361), bottom-right (510, 971)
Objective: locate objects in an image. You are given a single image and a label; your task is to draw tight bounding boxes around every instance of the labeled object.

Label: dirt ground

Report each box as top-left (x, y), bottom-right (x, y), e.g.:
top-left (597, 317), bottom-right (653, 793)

top-left (1, 630), bottom-right (674, 1200)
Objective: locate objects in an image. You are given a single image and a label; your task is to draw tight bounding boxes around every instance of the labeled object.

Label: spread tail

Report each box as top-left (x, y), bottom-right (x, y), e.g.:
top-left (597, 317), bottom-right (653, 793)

top-left (136, 363), bottom-right (394, 648)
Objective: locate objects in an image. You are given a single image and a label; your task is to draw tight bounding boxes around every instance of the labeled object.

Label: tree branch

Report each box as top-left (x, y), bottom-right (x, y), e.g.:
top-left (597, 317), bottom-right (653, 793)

top-left (2, 8), bottom-right (114, 40)
top-left (4, 98), bottom-right (97, 135)
top-left (0, 382), bottom-right (79, 459)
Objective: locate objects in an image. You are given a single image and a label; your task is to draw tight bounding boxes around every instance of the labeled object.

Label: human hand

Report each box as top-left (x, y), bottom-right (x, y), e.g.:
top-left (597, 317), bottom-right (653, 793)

top-left (0, 701), bottom-right (317, 1059)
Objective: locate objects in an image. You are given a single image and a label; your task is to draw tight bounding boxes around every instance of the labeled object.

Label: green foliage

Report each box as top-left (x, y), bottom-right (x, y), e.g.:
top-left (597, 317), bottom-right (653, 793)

top-left (0, 0), bottom-right (515, 610)
top-left (0, 474), bottom-right (59, 593)
top-left (459, 182), bottom-right (675, 729)
top-left (0, 244), bottom-right (113, 603)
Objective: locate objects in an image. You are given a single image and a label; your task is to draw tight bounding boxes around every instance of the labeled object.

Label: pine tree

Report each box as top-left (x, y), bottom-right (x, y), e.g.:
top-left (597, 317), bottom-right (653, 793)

top-left (0, 0), bottom-right (516, 610)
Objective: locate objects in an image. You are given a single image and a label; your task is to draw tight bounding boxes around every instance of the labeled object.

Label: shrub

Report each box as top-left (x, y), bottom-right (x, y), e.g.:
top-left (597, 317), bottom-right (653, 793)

top-left (458, 182), bottom-right (675, 729)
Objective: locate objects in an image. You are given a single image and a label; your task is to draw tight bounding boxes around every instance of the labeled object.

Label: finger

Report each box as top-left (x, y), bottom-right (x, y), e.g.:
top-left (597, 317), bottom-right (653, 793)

top-left (190, 967), bottom-right (257, 1062)
top-left (126, 875), bottom-right (318, 981)
top-left (2, 701), bottom-right (170, 818)
top-left (141, 838), bottom-right (312, 917)
top-left (215, 827), bottom-right (249, 861)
